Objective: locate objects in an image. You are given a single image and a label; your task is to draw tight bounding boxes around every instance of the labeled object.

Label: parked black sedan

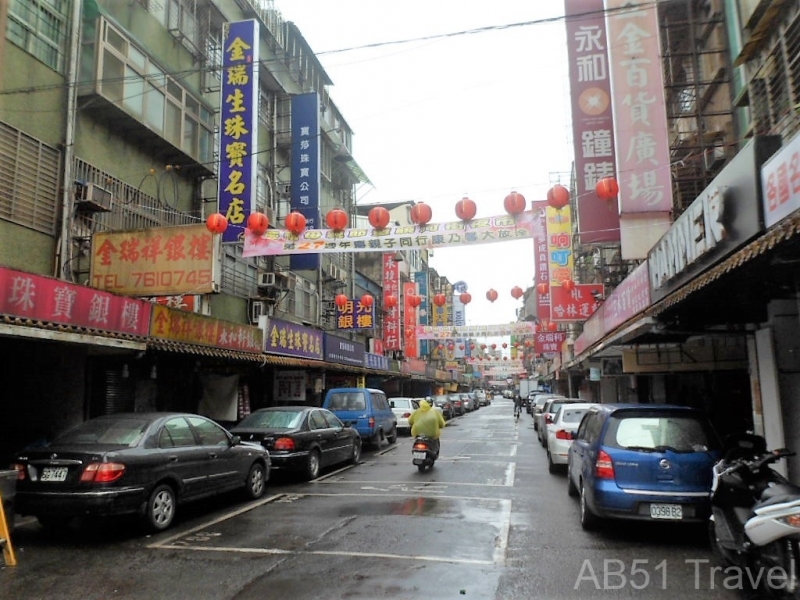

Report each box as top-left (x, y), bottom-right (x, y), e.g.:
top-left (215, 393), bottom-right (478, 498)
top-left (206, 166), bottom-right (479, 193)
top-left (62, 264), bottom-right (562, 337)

top-left (231, 406), bottom-right (361, 480)
top-left (12, 412), bottom-right (270, 532)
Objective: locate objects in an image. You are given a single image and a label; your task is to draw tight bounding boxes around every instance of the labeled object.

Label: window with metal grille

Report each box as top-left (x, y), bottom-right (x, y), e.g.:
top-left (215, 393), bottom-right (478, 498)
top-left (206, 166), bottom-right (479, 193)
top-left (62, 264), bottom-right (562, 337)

top-left (0, 121), bottom-right (60, 235)
top-left (7, 0), bottom-right (69, 72)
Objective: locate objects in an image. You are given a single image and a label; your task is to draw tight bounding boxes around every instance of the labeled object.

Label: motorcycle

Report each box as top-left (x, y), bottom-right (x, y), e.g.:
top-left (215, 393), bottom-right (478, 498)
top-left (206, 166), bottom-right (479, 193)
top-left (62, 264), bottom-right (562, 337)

top-left (412, 436), bottom-right (438, 472)
top-left (709, 433), bottom-right (800, 597)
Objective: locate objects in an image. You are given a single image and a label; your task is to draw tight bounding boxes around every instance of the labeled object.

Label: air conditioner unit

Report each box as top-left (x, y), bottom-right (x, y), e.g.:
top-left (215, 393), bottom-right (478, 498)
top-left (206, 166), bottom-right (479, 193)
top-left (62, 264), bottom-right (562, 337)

top-left (257, 272), bottom-right (275, 287)
top-left (249, 299), bottom-right (267, 324)
top-left (704, 146), bottom-right (725, 171)
top-left (76, 182), bottom-right (113, 212)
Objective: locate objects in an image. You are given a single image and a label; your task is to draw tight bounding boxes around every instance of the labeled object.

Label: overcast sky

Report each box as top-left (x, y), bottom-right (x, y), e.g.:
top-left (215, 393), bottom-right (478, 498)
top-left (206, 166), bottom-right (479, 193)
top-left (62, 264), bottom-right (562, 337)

top-left (276, 1), bottom-right (573, 334)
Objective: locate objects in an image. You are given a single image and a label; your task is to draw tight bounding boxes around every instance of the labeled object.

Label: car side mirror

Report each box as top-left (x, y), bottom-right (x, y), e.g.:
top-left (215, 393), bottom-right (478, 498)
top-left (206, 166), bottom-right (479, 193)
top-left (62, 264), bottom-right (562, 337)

top-left (390, 401), bottom-right (395, 408)
top-left (231, 435), bottom-right (241, 445)
top-left (545, 415), bottom-right (553, 424)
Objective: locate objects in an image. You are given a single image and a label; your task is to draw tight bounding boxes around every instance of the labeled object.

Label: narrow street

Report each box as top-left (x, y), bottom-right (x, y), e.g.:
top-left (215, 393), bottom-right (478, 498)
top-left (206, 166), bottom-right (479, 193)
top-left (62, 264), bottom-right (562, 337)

top-left (2, 398), bottom-right (742, 599)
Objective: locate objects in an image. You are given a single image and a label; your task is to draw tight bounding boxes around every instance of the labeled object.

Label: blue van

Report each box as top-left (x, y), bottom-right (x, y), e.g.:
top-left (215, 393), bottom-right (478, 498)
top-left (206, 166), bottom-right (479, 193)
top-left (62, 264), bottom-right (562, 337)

top-left (323, 388), bottom-right (397, 449)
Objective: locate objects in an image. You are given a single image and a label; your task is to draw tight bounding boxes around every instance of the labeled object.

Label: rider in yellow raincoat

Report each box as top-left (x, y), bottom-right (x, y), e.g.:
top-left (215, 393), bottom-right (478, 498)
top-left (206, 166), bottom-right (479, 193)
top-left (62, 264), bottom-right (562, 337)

top-left (408, 399), bottom-right (446, 456)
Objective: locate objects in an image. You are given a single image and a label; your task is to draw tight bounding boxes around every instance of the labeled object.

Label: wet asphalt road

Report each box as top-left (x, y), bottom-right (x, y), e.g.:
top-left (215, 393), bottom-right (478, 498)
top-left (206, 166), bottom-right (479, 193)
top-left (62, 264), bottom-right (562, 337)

top-left (1, 399), bottom-right (746, 600)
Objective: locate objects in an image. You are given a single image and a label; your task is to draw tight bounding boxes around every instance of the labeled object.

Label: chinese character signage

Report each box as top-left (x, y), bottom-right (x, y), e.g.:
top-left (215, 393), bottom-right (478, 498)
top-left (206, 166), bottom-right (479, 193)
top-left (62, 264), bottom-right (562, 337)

top-left (0, 266), bottom-right (151, 335)
top-left (150, 305), bottom-right (263, 352)
top-left (290, 93), bottom-right (321, 271)
top-left (264, 317), bottom-right (323, 359)
top-left (532, 201), bottom-right (551, 322)
top-left (546, 205), bottom-right (575, 288)
top-left (335, 296), bottom-right (374, 330)
top-left (566, 0), bottom-right (620, 244)
top-left (219, 20), bottom-right (259, 243)
top-left (365, 352), bottom-right (389, 371)
top-left (606, 0), bottom-right (672, 258)
top-left (324, 334), bottom-right (366, 367)
top-left (403, 282), bottom-right (419, 358)
top-left (244, 211), bottom-right (543, 257)
top-left (535, 331), bottom-right (568, 355)
top-left (415, 322), bottom-right (536, 339)
top-left (762, 131), bottom-right (800, 228)
top-left (90, 224), bottom-right (219, 296)
top-left (550, 283), bottom-right (604, 323)
top-left (274, 370), bottom-right (307, 403)
top-left (414, 270), bottom-right (430, 359)
top-left (382, 253), bottom-right (401, 350)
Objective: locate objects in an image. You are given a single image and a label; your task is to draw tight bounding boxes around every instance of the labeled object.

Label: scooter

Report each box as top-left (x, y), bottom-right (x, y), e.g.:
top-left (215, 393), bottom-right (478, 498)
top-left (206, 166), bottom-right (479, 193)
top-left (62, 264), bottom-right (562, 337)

top-left (709, 433), bottom-right (800, 597)
top-left (412, 436), bottom-right (438, 472)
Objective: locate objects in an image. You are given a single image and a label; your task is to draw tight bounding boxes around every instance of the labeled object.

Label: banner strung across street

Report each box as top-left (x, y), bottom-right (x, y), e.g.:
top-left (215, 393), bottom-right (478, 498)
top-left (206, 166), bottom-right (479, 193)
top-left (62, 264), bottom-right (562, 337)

top-left (242, 211), bottom-right (543, 257)
top-left (415, 322), bottom-right (536, 340)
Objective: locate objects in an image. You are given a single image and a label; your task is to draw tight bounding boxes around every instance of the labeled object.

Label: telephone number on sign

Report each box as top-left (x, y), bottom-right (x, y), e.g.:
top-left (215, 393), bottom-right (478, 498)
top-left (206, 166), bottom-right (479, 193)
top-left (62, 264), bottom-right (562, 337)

top-left (93, 269), bottom-right (213, 290)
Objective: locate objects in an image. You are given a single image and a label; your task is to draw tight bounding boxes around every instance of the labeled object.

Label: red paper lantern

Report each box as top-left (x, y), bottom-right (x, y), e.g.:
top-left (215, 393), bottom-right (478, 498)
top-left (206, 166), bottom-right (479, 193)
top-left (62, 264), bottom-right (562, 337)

top-left (547, 184), bottom-right (570, 210)
top-left (459, 344), bottom-right (464, 350)
top-left (596, 177), bottom-right (620, 201)
top-left (384, 294), bottom-right (398, 308)
top-left (536, 282), bottom-right (549, 296)
top-left (562, 278), bottom-right (575, 292)
top-left (459, 292), bottom-right (472, 305)
top-left (455, 196), bottom-right (477, 221)
top-left (433, 293), bottom-right (446, 307)
top-left (511, 285), bottom-right (523, 300)
top-left (407, 294), bottom-right (422, 307)
top-left (360, 294), bottom-right (374, 308)
top-left (447, 343), bottom-right (455, 351)
top-left (246, 212), bottom-right (269, 236)
top-left (490, 343), bottom-right (497, 350)
top-left (503, 191), bottom-right (526, 216)
top-left (325, 208), bottom-right (348, 231)
top-left (502, 342), bottom-right (508, 349)
top-left (206, 213), bottom-right (228, 234)
top-left (410, 202), bottom-right (433, 225)
top-left (470, 343), bottom-right (475, 350)
top-left (368, 206), bottom-right (391, 229)
top-left (285, 211), bottom-right (307, 235)
top-left (548, 322), bottom-right (558, 332)
top-left (334, 294), bottom-right (348, 308)
top-left (503, 356), bottom-right (508, 361)
top-left (480, 344), bottom-right (487, 350)
top-left (486, 289), bottom-right (498, 303)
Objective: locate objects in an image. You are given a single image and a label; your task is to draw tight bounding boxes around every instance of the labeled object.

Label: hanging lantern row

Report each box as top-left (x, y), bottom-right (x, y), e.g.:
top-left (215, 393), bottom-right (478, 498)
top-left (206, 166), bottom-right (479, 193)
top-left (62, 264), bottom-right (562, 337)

top-left (384, 294), bottom-right (398, 308)
top-left (511, 286), bottom-right (524, 300)
top-left (486, 289), bottom-right (498, 303)
top-left (433, 293), bottom-right (447, 307)
top-left (455, 196), bottom-right (477, 221)
top-left (410, 202), bottom-right (432, 225)
top-left (325, 207), bottom-right (348, 231)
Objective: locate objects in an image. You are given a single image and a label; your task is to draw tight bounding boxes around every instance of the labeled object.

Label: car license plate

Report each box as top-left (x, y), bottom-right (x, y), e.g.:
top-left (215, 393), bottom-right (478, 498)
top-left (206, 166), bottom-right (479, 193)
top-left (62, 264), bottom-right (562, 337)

top-left (40, 467), bottom-right (68, 482)
top-left (650, 503), bottom-right (682, 519)
top-left (412, 452), bottom-right (427, 460)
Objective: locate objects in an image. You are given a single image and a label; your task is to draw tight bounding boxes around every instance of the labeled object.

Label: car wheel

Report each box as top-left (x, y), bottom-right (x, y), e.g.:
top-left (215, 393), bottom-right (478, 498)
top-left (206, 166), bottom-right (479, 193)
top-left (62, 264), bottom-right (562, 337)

top-left (349, 439), bottom-right (362, 464)
top-left (387, 425), bottom-right (398, 444)
top-left (547, 451), bottom-right (558, 474)
top-left (244, 462), bottom-right (267, 499)
top-left (145, 483), bottom-right (176, 532)
top-left (580, 482), bottom-right (599, 530)
top-left (305, 449), bottom-right (321, 480)
top-left (567, 470), bottom-right (579, 497)
top-left (372, 430), bottom-right (383, 450)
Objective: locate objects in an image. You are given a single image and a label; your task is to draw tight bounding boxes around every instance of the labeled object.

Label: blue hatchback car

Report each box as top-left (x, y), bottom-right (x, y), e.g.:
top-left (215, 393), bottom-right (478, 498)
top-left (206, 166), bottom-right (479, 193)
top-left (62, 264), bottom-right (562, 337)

top-left (566, 404), bottom-right (722, 529)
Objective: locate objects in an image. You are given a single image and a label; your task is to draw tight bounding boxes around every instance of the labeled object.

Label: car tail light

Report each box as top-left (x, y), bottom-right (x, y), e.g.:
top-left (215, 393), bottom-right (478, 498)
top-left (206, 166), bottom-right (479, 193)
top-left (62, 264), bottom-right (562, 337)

top-left (595, 450), bottom-right (615, 479)
top-left (555, 429), bottom-right (574, 440)
top-left (13, 463), bottom-right (26, 481)
top-left (273, 437), bottom-right (295, 451)
top-left (368, 417), bottom-right (375, 429)
top-left (402, 412), bottom-right (411, 418)
top-left (81, 462), bottom-right (126, 483)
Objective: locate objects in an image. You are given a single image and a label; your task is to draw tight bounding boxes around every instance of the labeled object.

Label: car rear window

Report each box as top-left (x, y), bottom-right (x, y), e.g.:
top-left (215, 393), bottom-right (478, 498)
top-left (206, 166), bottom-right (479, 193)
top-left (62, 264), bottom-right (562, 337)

top-left (604, 412), bottom-right (719, 453)
top-left (238, 411), bottom-right (303, 429)
top-left (58, 417), bottom-right (150, 446)
top-left (560, 408), bottom-right (590, 424)
top-left (327, 392), bottom-right (366, 411)
top-left (392, 399), bottom-right (412, 409)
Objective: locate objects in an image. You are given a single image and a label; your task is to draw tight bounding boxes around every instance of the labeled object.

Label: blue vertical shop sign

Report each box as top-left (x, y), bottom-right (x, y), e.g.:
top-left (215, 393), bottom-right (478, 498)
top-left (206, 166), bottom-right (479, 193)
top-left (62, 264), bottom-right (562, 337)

top-left (415, 271), bottom-right (429, 358)
top-left (290, 93), bottom-right (321, 270)
top-left (218, 20), bottom-right (259, 243)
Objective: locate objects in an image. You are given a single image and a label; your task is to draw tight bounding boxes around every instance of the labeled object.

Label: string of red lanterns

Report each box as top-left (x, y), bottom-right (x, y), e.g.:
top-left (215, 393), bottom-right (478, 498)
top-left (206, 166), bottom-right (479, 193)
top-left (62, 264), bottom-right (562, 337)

top-left (455, 196), bottom-right (477, 221)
